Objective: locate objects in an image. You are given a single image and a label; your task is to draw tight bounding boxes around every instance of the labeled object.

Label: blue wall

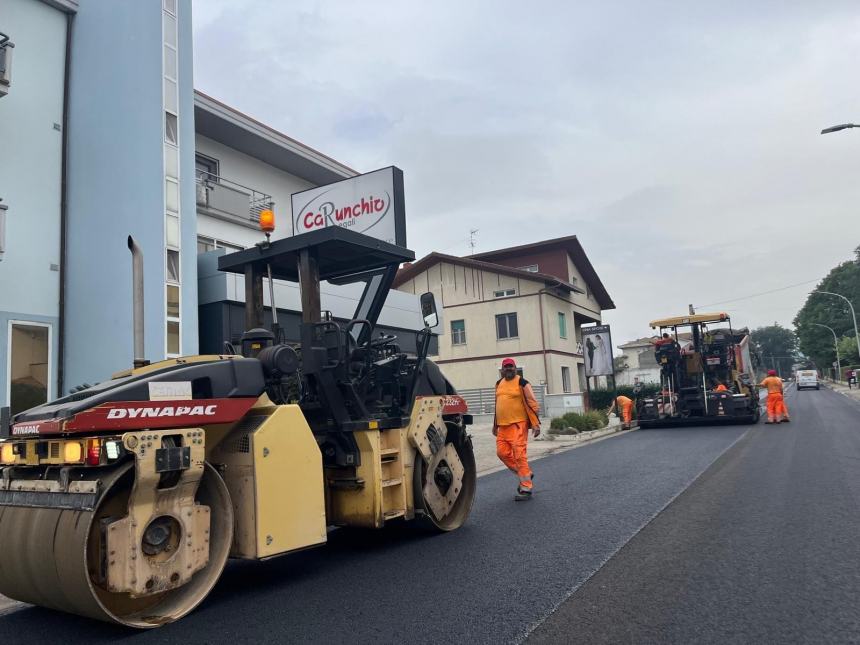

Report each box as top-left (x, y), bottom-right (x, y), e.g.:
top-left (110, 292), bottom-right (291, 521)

top-left (0, 0), bottom-right (67, 406)
top-left (64, 0), bottom-right (181, 390)
top-left (178, 0), bottom-right (198, 355)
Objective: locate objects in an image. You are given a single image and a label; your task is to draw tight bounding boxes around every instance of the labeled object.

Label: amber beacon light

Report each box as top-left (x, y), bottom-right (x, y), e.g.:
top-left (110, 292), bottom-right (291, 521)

top-left (259, 209), bottom-right (275, 233)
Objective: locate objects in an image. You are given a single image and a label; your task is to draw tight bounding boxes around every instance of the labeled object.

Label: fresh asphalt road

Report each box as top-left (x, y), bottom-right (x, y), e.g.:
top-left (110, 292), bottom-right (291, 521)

top-left (530, 384), bottom-right (860, 644)
top-left (0, 384), bottom-right (856, 644)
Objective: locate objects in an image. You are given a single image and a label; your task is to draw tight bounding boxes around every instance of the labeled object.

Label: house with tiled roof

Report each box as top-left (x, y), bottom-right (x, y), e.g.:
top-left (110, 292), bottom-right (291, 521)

top-left (392, 236), bottom-right (614, 393)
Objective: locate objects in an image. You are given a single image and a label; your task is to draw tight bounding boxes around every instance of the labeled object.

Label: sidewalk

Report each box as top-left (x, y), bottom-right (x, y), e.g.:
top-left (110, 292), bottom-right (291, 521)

top-left (824, 380), bottom-right (860, 404)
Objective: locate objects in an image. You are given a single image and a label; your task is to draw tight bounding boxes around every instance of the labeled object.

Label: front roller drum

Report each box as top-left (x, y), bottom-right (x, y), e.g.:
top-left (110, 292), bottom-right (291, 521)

top-left (413, 422), bottom-right (477, 531)
top-left (0, 463), bottom-right (233, 628)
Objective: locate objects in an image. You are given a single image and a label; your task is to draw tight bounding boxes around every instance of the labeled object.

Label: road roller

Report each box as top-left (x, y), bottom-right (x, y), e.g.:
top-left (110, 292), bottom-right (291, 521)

top-left (0, 226), bottom-right (476, 628)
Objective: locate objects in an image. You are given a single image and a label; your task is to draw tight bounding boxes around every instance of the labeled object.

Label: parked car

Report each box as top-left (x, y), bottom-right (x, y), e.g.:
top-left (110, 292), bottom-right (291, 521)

top-left (796, 370), bottom-right (819, 390)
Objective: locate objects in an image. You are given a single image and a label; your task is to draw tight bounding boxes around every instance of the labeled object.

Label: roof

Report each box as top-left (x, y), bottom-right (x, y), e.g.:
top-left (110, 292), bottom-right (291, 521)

top-left (194, 91), bottom-right (357, 186)
top-left (470, 235), bottom-right (614, 310)
top-left (392, 252), bottom-right (585, 295)
top-left (219, 226), bottom-right (414, 283)
top-left (649, 313), bottom-right (730, 328)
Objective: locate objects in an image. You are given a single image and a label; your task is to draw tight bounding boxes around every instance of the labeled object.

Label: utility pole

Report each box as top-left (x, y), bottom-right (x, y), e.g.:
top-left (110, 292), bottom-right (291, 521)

top-left (688, 303), bottom-right (695, 315)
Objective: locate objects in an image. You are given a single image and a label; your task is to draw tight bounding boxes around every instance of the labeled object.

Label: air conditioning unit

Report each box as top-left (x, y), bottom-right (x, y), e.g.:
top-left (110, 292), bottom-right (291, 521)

top-left (0, 35), bottom-right (14, 98)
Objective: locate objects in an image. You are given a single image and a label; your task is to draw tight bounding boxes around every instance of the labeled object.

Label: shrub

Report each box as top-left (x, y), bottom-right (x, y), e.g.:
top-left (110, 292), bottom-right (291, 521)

top-left (548, 410), bottom-right (609, 434)
top-left (588, 385), bottom-right (661, 412)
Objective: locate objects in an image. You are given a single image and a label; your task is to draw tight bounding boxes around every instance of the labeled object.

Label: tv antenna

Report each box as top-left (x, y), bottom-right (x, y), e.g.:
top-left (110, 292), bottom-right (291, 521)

top-left (468, 228), bottom-right (479, 255)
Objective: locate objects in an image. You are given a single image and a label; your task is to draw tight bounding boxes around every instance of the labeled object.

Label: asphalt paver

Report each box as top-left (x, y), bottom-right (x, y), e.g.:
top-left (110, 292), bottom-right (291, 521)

top-left (529, 385), bottom-right (860, 644)
top-left (0, 420), bottom-right (748, 644)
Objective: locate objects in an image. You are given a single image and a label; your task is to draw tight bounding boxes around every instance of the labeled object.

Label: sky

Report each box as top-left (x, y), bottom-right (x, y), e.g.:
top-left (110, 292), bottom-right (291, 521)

top-left (192, 1), bottom-right (860, 349)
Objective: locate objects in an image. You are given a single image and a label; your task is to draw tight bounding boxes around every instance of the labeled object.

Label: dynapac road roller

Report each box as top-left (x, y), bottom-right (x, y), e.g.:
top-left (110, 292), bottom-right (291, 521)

top-left (0, 225), bottom-right (476, 628)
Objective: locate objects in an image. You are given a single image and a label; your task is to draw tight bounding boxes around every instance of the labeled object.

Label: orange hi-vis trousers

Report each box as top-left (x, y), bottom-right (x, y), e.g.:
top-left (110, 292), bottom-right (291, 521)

top-left (766, 392), bottom-right (789, 422)
top-left (496, 420), bottom-right (532, 490)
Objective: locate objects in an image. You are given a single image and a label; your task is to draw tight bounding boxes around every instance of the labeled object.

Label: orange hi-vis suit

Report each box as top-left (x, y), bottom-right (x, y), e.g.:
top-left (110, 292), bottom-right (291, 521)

top-left (615, 395), bottom-right (634, 425)
top-left (714, 384), bottom-right (728, 392)
top-left (494, 377), bottom-right (541, 491)
top-left (760, 376), bottom-right (789, 422)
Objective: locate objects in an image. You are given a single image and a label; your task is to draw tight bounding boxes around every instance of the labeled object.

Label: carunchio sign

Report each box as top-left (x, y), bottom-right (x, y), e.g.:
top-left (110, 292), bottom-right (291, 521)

top-left (291, 166), bottom-right (407, 247)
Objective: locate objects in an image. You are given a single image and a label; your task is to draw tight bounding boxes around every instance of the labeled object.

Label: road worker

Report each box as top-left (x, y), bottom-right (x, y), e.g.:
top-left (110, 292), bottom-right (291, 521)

top-left (759, 369), bottom-right (790, 423)
top-left (493, 358), bottom-right (541, 501)
top-left (609, 394), bottom-right (635, 430)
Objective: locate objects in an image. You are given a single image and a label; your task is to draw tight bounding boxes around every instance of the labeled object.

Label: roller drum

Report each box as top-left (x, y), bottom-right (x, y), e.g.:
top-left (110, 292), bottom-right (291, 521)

top-left (0, 463), bottom-right (233, 628)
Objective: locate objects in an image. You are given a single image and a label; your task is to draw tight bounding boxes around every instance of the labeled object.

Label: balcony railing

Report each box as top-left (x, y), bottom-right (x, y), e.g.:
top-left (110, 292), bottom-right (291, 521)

top-left (195, 171), bottom-right (274, 228)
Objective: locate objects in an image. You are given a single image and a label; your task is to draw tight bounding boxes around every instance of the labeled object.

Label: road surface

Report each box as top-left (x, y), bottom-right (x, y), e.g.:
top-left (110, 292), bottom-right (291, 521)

top-left (1, 383), bottom-right (857, 643)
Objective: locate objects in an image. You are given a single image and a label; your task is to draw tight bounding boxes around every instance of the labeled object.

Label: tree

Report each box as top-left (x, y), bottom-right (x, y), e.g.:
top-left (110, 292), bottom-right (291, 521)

top-left (837, 335), bottom-right (858, 369)
top-left (750, 323), bottom-right (798, 376)
top-left (794, 246), bottom-right (860, 369)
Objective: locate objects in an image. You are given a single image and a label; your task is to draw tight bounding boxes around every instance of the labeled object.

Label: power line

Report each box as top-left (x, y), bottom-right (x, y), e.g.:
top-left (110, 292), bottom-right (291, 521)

top-left (697, 279), bottom-right (819, 309)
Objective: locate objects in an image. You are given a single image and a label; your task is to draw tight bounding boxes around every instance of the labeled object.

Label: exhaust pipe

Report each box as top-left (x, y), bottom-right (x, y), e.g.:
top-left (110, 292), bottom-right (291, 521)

top-left (127, 236), bottom-right (147, 368)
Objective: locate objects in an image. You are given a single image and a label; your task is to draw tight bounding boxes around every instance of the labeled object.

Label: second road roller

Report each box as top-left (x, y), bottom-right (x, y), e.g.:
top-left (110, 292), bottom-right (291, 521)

top-left (0, 224), bottom-right (477, 628)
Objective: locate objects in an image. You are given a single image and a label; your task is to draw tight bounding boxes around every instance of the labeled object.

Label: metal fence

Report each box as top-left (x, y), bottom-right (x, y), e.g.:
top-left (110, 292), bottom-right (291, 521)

top-left (458, 385), bottom-right (547, 416)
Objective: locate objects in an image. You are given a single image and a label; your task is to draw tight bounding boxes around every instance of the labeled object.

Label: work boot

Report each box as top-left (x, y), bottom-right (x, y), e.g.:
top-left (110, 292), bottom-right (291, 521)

top-left (515, 486), bottom-right (533, 501)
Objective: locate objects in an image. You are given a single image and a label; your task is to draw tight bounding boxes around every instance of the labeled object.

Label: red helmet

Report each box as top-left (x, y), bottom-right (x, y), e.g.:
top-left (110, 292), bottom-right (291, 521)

top-left (767, 369), bottom-right (777, 376)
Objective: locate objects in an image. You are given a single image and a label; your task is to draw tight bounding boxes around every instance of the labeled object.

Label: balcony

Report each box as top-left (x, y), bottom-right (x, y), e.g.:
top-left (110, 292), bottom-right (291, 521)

top-left (195, 171), bottom-right (274, 229)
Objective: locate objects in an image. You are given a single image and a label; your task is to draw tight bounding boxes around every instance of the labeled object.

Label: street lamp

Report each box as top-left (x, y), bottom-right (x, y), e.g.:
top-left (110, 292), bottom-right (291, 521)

top-left (821, 123), bottom-right (860, 134)
top-left (810, 291), bottom-right (860, 361)
top-left (811, 323), bottom-right (841, 381)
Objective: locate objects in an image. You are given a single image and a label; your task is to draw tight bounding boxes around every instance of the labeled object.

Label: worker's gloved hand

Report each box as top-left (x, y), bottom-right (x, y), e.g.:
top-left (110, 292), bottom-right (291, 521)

top-left (492, 426), bottom-right (498, 437)
top-left (532, 426), bottom-right (541, 438)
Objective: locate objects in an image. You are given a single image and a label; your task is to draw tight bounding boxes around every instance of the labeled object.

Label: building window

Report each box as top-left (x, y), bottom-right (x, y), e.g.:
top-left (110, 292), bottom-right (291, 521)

top-left (518, 264), bottom-right (539, 273)
top-left (494, 288), bottom-right (516, 298)
top-left (451, 319), bottom-right (466, 345)
top-left (196, 235), bottom-right (243, 254)
top-left (561, 366), bottom-right (572, 393)
top-left (8, 322), bottom-right (50, 415)
top-left (166, 249), bottom-right (180, 283)
top-left (558, 312), bottom-right (567, 339)
top-left (195, 154), bottom-right (219, 182)
top-left (165, 112), bottom-right (178, 144)
top-left (496, 313), bottom-right (518, 340)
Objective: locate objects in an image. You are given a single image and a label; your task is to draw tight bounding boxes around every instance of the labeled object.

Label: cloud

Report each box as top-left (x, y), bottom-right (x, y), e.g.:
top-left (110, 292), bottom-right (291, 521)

top-left (192, 0), bottom-right (860, 348)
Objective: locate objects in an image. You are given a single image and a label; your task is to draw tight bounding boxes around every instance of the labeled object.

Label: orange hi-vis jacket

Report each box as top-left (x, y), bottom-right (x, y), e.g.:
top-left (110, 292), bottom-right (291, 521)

top-left (715, 384), bottom-right (728, 392)
top-left (495, 377), bottom-right (541, 428)
top-left (759, 376), bottom-right (783, 394)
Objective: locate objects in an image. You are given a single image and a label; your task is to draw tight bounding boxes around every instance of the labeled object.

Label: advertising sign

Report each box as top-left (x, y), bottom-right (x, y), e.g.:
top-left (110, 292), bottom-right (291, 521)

top-left (582, 324), bottom-right (614, 377)
top-left (290, 166), bottom-right (406, 247)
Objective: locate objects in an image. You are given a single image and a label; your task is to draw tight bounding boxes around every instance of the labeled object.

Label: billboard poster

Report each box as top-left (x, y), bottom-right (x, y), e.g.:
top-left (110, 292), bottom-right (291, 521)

top-left (290, 166), bottom-right (407, 247)
top-left (582, 324), bottom-right (614, 377)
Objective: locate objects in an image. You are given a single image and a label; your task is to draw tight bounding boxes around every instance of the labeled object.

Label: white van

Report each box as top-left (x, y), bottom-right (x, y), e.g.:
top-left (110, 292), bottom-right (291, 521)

top-left (796, 370), bottom-right (819, 390)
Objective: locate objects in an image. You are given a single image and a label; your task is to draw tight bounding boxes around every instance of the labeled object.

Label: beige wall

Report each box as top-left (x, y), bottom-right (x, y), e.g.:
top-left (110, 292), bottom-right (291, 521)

top-left (398, 263), bottom-right (595, 393)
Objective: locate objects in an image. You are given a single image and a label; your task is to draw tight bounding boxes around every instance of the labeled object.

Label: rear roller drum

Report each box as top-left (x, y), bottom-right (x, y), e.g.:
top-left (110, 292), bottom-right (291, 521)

top-left (413, 422), bottom-right (477, 531)
top-left (0, 463), bottom-right (233, 628)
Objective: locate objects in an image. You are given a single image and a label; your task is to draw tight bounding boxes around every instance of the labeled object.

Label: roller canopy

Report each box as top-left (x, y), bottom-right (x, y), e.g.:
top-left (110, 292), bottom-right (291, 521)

top-left (650, 312), bottom-right (730, 328)
top-left (217, 226), bottom-right (415, 283)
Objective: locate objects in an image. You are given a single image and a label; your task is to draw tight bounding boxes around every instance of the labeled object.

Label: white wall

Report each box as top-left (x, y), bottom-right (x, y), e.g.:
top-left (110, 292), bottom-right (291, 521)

top-left (195, 134), bottom-right (315, 247)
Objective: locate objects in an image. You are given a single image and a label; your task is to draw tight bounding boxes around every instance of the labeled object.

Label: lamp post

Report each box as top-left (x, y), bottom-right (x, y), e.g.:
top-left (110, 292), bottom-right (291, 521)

top-left (821, 123), bottom-right (860, 134)
top-left (810, 291), bottom-right (860, 361)
top-left (811, 323), bottom-right (841, 381)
